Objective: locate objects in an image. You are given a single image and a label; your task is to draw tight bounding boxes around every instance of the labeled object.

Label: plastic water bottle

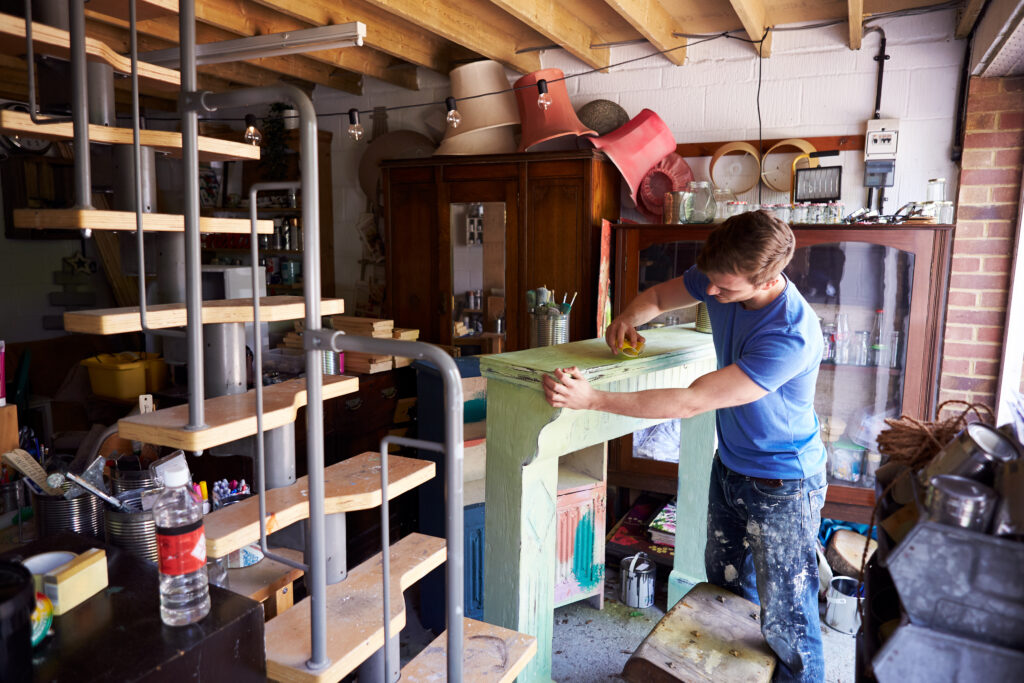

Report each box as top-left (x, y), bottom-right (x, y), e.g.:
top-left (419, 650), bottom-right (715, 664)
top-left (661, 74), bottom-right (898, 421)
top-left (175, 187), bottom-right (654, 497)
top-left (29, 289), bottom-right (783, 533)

top-left (153, 459), bottom-right (210, 626)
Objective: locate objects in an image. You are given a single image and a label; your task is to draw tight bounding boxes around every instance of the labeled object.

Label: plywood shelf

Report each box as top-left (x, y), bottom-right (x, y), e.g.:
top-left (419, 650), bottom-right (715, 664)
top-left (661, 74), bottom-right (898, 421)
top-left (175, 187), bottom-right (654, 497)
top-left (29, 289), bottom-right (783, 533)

top-left (0, 13), bottom-right (179, 91)
top-left (401, 617), bottom-right (537, 683)
top-left (13, 208), bottom-right (273, 234)
top-left (204, 451), bottom-right (435, 558)
top-left (63, 295), bottom-right (344, 334)
top-left (264, 532), bottom-right (446, 683)
top-left (116, 374), bottom-right (359, 451)
top-left (0, 110), bottom-right (259, 162)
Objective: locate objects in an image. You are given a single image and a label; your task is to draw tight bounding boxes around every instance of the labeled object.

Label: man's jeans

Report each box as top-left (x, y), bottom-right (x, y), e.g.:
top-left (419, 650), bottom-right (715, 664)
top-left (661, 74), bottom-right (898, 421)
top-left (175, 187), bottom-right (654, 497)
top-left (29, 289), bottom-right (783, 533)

top-left (705, 455), bottom-right (827, 683)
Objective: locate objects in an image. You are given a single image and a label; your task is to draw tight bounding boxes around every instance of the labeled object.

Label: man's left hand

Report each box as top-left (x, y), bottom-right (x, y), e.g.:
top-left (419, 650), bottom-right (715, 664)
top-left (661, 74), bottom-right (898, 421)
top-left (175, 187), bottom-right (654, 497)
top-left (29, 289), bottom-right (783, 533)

top-left (543, 367), bottom-right (595, 410)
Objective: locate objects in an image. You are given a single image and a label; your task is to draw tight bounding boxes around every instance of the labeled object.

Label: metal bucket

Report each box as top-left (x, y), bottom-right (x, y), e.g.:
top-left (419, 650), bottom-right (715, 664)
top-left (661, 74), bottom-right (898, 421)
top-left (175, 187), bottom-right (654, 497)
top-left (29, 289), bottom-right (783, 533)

top-left (110, 469), bottom-right (160, 496)
top-left (928, 474), bottom-right (997, 532)
top-left (33, 490), bottom-right (104, 539)
top-left (824, 576), bottom-right (863, 634)
top-left (104, 491), bottom-right (158, 563)
top-left (529, 311), bottom-right (569, 348)
top-left (620, 552), bottom-right (655, 608)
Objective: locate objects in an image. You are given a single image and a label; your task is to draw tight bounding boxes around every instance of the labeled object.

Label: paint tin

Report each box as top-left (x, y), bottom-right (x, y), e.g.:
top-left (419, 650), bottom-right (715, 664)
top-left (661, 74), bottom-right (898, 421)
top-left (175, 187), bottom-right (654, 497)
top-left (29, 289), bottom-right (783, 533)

top-left (925, 422), bottom-right (1019, 485)
top-left (928, 474), bottom-right (996, 532)
top-left (619, 552), bottom-right (655, 608)
top-left (824, 575), bottom-right (862, 635)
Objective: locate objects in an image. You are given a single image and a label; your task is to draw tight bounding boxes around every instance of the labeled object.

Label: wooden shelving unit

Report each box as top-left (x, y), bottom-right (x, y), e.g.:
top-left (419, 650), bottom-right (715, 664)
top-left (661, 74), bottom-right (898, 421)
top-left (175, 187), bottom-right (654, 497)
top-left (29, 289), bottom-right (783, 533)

top-left (63, 295), bottom-right (343, 334)
top-left (116, 374), bottom-right (359, 450)
top-left (204, 452), bottom-right (435, 558)
top-left (0, 110), bottom-right (260, 162)
top-left (13, 208), bottom-right (273, 234)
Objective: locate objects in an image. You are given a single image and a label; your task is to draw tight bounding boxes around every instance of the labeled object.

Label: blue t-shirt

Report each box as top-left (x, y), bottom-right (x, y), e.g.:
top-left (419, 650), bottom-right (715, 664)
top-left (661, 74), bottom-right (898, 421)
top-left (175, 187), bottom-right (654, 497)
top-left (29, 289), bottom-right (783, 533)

top-left (683, 266), bottom-right (826, 479)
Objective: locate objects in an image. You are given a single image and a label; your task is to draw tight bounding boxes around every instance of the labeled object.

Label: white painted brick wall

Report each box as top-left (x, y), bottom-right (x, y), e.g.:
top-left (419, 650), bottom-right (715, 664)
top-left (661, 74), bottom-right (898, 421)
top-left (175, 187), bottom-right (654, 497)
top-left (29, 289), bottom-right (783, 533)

top-left (317, 9), bottom-right (965, 308)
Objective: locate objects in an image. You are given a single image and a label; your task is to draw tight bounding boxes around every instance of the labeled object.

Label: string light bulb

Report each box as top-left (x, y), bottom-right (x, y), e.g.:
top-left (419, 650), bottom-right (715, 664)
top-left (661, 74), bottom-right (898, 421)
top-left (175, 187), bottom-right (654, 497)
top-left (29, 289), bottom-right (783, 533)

top-left (347, 108), bottom-right (364, 141)
top-left (445, 96), bottom-right (462, 128)
top-left (243, 114), bottom-right (262, 145)
top-left (536, 79), bottom-right (552, 111)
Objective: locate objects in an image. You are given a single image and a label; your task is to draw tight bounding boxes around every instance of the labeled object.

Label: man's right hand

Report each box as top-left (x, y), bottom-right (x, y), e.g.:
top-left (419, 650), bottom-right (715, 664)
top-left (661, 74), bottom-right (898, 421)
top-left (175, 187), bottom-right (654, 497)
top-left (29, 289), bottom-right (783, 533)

top-left (605, 317), bottom-right (645, 355)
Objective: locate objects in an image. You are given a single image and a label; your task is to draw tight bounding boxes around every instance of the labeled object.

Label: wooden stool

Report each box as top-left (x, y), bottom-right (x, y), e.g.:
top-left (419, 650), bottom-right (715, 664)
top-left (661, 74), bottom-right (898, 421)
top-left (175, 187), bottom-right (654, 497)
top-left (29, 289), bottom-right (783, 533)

top-left (622, 582), bottom-right (776, 683)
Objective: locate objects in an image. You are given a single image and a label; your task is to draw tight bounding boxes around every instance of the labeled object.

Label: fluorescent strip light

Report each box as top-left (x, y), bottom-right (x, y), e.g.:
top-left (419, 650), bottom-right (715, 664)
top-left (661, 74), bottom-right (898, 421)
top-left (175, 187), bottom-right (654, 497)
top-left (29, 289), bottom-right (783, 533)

top-left (141, 22), bottom-right (366, 68)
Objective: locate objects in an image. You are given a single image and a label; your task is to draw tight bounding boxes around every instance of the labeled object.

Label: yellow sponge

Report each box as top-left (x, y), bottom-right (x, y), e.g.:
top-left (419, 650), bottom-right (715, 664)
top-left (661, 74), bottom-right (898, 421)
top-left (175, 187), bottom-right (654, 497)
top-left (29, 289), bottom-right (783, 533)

top-left (43, 548), bottom-right (108, 615)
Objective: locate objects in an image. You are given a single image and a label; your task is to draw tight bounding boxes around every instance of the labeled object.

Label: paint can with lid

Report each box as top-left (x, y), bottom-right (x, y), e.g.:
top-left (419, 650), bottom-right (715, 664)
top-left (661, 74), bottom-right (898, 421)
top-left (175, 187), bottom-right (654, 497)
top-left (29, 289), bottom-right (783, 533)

top-left (620, 552), bottom-right (655, 608)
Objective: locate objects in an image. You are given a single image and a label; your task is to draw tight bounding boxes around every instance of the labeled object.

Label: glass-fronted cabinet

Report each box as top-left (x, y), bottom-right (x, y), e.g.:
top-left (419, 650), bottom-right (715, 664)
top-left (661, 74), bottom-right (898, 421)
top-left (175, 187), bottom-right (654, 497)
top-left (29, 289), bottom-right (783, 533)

top-left (609, 223), bottom-right (953, 523)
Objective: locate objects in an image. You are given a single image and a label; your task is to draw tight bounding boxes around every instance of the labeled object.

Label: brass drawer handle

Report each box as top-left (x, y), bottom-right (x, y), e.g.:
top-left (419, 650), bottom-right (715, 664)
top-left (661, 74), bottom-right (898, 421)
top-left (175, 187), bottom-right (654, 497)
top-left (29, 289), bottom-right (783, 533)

top-left (345, 397), bottom-right (364, 411)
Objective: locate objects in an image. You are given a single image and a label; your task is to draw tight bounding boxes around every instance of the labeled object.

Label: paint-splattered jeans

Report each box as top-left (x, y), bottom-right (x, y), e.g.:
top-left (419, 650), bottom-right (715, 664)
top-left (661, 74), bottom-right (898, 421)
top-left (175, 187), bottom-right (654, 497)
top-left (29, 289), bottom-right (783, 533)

top-left (705, 454), bottom-right (827, 683)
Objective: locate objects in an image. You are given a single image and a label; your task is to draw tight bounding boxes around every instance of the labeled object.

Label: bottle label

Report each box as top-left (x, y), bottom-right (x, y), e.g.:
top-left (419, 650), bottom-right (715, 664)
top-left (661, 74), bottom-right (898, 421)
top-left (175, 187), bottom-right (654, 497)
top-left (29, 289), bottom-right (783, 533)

top-left (156, 519), bottom-right (207, 576)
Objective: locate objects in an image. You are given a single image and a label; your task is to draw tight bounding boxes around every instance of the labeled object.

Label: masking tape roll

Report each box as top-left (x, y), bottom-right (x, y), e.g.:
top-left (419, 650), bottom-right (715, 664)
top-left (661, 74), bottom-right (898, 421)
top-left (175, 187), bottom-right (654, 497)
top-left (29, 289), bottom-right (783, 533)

top-left (709, 141), bottom-right (761, 194)
top-left (760, 138), bottom-right (819, 193)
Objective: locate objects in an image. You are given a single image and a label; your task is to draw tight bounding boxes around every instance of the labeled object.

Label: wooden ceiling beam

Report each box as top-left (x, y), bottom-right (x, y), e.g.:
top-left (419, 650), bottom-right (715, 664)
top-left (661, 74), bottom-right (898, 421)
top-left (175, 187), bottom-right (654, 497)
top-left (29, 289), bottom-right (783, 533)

top-left (955, 0), bottom-right (986, 39)
top-left (486, 0), bottom-right (609, 70)
top-left (246, 0), bottom-right (453, 73)
top-left (848, 0), bottom-right (863, 49)
top-left (359, 0), bottom-right (541, 74)
top-left (188, 0), bottom-right (417, 89)
top-left (727, 0), bottom-right (771, 57)
top-left (602, 0), bottom-right (687, 66)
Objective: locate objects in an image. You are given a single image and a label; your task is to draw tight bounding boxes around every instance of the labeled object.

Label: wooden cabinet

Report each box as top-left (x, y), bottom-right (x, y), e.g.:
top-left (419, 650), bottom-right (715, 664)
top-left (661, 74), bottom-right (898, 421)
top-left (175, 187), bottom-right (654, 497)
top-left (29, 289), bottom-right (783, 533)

top-left (381, 150), bottom-right (620, 351)
top-left (608, 223), bottom-right (954, 523)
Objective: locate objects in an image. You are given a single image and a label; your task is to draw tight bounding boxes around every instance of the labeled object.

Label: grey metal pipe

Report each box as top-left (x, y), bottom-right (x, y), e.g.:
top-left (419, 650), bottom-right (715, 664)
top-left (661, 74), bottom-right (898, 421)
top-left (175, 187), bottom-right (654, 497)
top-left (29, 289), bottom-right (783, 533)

top-left (22, 0), bottom-right (71, 125)
top-left (179, 0), bottom-right (206, 431)
top-left (314, 332), bottom-right (465, 683)
top-left (87, 63), bottom-right (116, 127)
top-left (68, 0), bottom-right (92, 211)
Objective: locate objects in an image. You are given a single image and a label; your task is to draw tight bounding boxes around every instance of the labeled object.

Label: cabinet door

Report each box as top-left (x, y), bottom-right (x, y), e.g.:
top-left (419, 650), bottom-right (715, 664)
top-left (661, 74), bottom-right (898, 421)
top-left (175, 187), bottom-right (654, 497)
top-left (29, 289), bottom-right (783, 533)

top-left (385, 168), bottom-right (442, 343)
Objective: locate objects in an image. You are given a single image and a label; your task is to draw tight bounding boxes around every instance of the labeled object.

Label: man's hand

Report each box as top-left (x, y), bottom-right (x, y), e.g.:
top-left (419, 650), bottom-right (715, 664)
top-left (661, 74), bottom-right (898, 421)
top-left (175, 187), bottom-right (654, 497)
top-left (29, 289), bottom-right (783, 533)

top-left (543, 367), bottom-right (596, 410)
top-left (605, 317), bottom-right (645, 355)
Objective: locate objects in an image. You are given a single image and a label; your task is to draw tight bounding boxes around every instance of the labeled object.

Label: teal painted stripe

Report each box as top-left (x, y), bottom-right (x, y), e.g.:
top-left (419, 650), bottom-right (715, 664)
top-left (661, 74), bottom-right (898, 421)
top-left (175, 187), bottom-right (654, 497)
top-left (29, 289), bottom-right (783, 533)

top-left (572, 511), bottom-right (603, 592)
top-left (464, 398), bottom-right (487, 423)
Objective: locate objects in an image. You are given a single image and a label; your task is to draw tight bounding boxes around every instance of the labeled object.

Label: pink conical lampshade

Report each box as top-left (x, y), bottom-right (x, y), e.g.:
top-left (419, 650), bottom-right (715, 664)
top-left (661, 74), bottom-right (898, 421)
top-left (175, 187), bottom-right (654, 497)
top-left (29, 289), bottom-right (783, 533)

top-left (514, 68), bottom-right (595, 152)
top-left (589, 109), bottom-right (677, 204)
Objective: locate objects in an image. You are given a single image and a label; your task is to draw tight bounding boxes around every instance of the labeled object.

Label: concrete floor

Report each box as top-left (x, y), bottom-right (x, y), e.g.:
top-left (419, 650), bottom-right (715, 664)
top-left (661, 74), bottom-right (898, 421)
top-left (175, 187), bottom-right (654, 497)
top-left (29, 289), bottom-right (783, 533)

top-left (550, 567), bottom-right (856, 683)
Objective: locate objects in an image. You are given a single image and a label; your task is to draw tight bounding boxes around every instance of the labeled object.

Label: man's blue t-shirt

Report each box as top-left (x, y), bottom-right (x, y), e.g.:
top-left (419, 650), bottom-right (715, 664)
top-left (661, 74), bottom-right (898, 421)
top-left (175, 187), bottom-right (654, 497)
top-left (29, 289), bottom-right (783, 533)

top-left (683, 266), bottom-right (826, 479)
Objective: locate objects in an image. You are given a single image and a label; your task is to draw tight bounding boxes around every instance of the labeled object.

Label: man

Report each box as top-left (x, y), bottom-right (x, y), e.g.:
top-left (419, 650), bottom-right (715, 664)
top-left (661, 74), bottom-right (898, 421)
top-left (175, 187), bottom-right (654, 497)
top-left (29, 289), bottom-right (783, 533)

top-left (543, 210), bottom-right (827, 683)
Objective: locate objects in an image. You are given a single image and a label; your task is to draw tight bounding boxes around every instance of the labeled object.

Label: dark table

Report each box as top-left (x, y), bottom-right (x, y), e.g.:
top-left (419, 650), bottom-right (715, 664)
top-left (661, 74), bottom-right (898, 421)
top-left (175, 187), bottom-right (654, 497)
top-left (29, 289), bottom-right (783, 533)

top-left (1, 533), bottom-right (265, 682)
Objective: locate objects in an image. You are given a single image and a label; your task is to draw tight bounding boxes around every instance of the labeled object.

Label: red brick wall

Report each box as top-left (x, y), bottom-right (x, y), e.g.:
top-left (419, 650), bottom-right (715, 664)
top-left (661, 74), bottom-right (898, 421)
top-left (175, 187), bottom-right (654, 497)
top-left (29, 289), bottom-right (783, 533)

top-left (938, 76), bottom-right (1024, 415)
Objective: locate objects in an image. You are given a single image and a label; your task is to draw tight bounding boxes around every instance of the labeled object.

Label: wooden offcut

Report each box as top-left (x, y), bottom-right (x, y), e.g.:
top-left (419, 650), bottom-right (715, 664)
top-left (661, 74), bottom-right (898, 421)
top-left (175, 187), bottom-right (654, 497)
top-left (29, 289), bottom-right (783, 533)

top-left (0, 110), bottom-right (259, 162)
top-left (330, 315), bottom-right (394, 337)
top-left (825, 529), bottom-right (877, 580)
top-left (264, 533), bottom-right (446, 683)
top-left (622, 582), bottom-right (775, 683)
top-left (204, 451), bottom-right (434, 558)
top-left (401, 617), bottom-right (537, 682)
top-left (13, 209), bottom-right (273, 234)
top-left (116, 374), bottom-right (358, 451)
top-left (0, 404), bottom-right (18, 454)
top-left (227, 547), bottom-right (304, 613)
top-left (392, 328), bottom-right (420, 341)
top-left (63, 296), bottom-right (343, 335)
top-left (0, 13), bottom-right (179, 91)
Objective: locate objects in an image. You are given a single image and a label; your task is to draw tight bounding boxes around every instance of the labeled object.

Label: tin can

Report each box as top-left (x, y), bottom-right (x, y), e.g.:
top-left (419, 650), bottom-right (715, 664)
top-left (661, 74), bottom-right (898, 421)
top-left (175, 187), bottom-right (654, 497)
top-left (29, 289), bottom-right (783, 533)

top-left (928, 474), bottom-right (996, 531)
top-left (620, 552), bottom-right (655, 608)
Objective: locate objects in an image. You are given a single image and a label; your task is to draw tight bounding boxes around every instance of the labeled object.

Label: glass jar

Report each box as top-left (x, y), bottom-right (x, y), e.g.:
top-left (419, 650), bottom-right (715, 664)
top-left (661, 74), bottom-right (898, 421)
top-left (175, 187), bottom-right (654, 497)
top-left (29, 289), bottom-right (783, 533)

top-left (712, 188), bottom-right (737, 223)
top-left (927, 177), bottom-right (946, 203)
top-left (774, 204), bottom-right (792, 224)
top-left (853, 330), bottom-right (870, 366)
top-left (826, 202), bottom-right (843, 224)
top-left (683, 181), bottom-right (716, 224)
top-left (808, 203), bottom-right (826, 224)
top-left (821, 322), bottom-right (836, 362)
top-left (791, 203), bottom-right (808, 224)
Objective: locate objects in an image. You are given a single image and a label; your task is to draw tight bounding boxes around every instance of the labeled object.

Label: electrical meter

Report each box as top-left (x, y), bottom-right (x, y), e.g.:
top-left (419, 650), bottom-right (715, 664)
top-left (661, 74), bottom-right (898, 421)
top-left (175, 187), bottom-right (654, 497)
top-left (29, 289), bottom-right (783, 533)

top-left (864, 118), bottom-right (899, 188)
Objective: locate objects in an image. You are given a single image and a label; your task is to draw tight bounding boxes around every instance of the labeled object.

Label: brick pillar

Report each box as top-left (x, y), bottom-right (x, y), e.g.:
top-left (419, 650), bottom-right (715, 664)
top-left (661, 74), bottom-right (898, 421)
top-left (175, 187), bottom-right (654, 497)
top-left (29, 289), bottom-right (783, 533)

top-left (938, 76), bottom-right (1024, 416)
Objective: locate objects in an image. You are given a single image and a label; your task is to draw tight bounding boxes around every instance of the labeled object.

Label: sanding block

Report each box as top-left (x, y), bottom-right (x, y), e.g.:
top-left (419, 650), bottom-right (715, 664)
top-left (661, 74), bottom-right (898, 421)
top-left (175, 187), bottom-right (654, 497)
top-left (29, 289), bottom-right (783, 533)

top-left (42, 548), bottom-right (108, 615)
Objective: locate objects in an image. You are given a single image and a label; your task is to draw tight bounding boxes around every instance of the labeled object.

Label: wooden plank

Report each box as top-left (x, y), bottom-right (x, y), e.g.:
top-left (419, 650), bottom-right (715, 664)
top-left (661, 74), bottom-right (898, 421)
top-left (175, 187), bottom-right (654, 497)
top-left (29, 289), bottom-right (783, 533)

top-left (727, 0), bottom-right (771, 57)
top-left (487, 0), bottom-right (610, 70)
top-left (676, 135), bottom-right (865, 158)
top-left (603, 0), bottom-right (687, 65)
top-left (0, 13), bottom-right (179, 91)
top-left (63, 296), bottom-right (345, 335)
top-left (205, 452), bottom-right (434, 558)
top-left (0, 405), bottom-right (18, 454)
top-left (0, 110), bottom-right (259, 162)
top-left (227, 547), bottom-right (304, 605)
top-left (622, 582), bottom-right (775, 683)
top-left (83, 0), bottom-right (177, 23)
top-left (265, 533), bottom-right (446, 683)
top-left (955, 0), bottom-right (986, 39)
top-left (401, 617), bottom-right (538, 683)
top-left (359, 0), bottom-right (542, 74)
top-left (116, 374), bottom-right (359, 451)
top-left (13, 209), bottom-right (273, 235)
top-left (848, 0), bottom-right (863, 50)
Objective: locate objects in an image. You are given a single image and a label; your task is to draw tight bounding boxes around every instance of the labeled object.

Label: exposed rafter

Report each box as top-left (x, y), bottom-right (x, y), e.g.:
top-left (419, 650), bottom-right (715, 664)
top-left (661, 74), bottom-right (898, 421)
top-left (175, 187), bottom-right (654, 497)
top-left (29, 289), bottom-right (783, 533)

top-left (728, 0), bottom-right (772, 57)
top-left (602, 0), bottom-right (687, 66)
top-left (247, 0), bottom-right (454, 73)
top-left (359, 0), bottom-right (542, 74)
top-left (955, 0), bottom-right (986, 39)
top-left (487, 0), bottom-right (609, 70)
top-left (848, 0), bottom-right (863, 49)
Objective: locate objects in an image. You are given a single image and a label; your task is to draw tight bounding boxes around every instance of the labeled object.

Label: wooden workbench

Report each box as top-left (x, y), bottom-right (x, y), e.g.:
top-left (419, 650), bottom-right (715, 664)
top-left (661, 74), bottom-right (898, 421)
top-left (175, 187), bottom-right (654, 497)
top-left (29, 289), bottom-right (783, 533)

top-left (478, 326), bottom-right (717, 682)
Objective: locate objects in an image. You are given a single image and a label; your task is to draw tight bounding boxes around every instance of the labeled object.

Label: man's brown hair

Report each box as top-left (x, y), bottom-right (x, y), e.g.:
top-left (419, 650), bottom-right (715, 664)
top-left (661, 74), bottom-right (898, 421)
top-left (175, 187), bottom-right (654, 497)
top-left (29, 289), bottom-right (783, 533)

top-left (696, 210), bottom-right (795, 286)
